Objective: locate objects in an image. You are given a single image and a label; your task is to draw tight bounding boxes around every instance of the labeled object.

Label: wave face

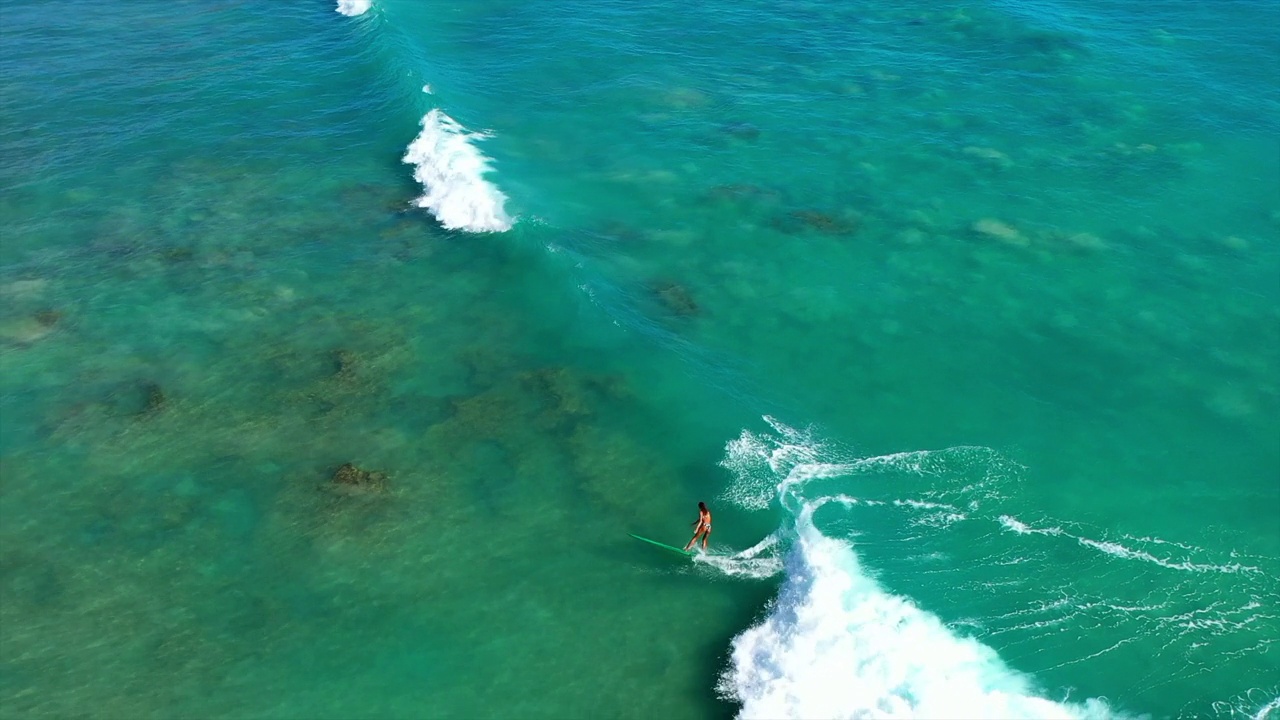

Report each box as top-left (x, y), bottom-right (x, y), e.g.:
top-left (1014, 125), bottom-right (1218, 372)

top-left (401, 109), bottom-right (512, 233)
top-left (711, 417), bottom-right (1279, 719)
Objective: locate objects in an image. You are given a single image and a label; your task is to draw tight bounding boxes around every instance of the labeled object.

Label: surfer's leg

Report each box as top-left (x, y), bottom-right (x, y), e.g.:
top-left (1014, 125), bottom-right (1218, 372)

top-left (701, 530), bottom-right (710, 550)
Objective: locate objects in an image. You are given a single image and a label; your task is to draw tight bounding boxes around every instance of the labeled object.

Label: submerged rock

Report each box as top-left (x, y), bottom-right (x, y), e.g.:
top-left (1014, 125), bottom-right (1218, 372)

top-left (1206, 386), bottom-right (1256, 420)
top-left (338, 182), bottom-right (411, 215)
top-left (661, 87), bottom-right (711, 108)
top-left (0, 317), bottom-right (57, 345)
top-left (33, 309), bottom-right (62, 328)
top-left (140, 383), bottom-right (166, 415)
top-left (1064, 232), bottom-right (1107, 251)
top-left (702, 183), bottom-right (782, 207)
top-left (896, 228), bottom-right (929, 245)
top-left (0, 279), bottom-right (49, 298)
top-left (721, 122), bottom-right (761, 141)
top-left (649, 280), bottom-right (699, 316)
top-left (962, 145), bottom-right (1013, 170)
top-left (647, 228), bottom-right (698, 247)
top-left (1037, 228), bottom-right (1108, 252)
top-left (519, 367), bottom-right (594, 422)
top-left (522, 366), bottom-right (630, 432)
top-left (773, 210), bottom-right (860, 236)
top-left (706, 183), bottom-right (762, 199)
top-left (596, 220), bottom-right (645, 244)
top-left (158, 247), bottom-right (196, 264)
top-left (332, 349), bottom-right (358, 380)
top-left (971, 218), bottom-right (1028, 247)
top-left (1216, 235), bottom-right (1251, 253)
top-left (331, 462), bottom-right (387, 490)
top-left (0, 551), bottom-right (64, 609)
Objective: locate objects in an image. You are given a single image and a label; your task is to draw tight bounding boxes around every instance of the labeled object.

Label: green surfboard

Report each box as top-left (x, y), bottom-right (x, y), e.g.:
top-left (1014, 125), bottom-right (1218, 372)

top-left (629, 533), bottom-right (695, 557)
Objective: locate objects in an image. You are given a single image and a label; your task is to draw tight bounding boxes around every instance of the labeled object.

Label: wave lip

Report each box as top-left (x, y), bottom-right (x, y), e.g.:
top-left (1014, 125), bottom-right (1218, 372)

top-left (402, 109), bottom-right (512, 233)
top-left (335, 0), bottom-right (371, 17)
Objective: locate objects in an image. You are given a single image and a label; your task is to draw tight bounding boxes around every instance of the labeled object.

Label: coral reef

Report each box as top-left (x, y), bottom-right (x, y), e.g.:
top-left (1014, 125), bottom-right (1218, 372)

top-left (331, 462), bottom-right (387, 491)
top-left (648, 281), bottom-right (700, 317)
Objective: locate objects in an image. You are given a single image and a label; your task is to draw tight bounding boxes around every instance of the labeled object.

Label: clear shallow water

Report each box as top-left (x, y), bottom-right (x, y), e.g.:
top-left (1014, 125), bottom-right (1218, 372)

top-left (1, 1), bottom-right (1277, 718)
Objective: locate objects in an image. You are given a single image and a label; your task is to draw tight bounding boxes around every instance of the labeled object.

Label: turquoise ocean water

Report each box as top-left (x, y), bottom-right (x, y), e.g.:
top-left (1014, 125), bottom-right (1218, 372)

top-left (2, 0), bottom-right (1278, 718)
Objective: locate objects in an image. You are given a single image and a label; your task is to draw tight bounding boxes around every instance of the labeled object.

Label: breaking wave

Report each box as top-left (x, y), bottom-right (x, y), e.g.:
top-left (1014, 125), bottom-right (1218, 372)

top-left (712, 417), bottom-right (1122, 719)
top-left (333, 10), bottom-right (512, 233)
top-left (709, 416), bottom-right (1280, 718)
top-left (401, 109), bottom-right (512, 233)
top-left (335, 0), bottom-right (371, 17)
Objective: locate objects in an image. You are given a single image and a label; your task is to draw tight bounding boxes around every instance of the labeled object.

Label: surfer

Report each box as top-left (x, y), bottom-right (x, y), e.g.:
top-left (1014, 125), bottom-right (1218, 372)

top-left (684, 501), bottom-right (712, 552)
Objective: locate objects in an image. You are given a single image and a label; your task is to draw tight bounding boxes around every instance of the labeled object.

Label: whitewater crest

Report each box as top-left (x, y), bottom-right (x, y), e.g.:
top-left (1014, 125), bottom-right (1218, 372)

top-left (402, 109), bottom-right (513, 233)
top-left (335, 0), bottom-right (371, 17)
top-left (714, 417), bottom-right (1123, 720)
top-left (332, 8), bottom-right (511, 233)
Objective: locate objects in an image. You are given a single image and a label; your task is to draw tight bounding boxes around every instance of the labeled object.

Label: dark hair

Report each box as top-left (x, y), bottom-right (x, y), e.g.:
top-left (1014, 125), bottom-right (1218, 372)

top-left (698, 501), bottom-right (707, 511)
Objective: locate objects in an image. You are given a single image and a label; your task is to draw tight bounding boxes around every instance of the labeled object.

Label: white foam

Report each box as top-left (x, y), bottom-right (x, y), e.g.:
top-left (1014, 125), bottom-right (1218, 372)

top-left (401, 109), bottom-right (512, 232)
top-left (335, 0), bottom-right (371, 17)
top-left (694, 533), bottom-right (784, 580)
top-left (1210, 687), bottom-right (1280, 719)
top-left (998, 514), bottom-right (1065, 536)
top-left (719, 416), bottom-right (865, 511)
top-left (718, 501), bottom-right (1120, 720)
top-left (894, 498), bottom-right (966, 527)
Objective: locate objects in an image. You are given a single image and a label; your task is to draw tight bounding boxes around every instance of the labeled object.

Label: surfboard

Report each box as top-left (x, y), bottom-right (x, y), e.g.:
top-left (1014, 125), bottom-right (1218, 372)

top-left (629, 533), bottom-right (695, 557)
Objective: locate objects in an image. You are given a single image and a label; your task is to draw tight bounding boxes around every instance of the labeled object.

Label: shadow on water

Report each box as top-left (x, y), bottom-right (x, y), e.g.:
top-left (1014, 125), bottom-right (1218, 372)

top-left (597, 532), bottom-right (782, 720)
top-left (696, 578), bottom-right (780, 720)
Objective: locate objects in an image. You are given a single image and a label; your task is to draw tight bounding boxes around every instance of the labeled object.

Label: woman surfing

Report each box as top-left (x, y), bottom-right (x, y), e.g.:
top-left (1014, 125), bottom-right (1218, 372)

top-left (684, 501), bottom-right (711, 552)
